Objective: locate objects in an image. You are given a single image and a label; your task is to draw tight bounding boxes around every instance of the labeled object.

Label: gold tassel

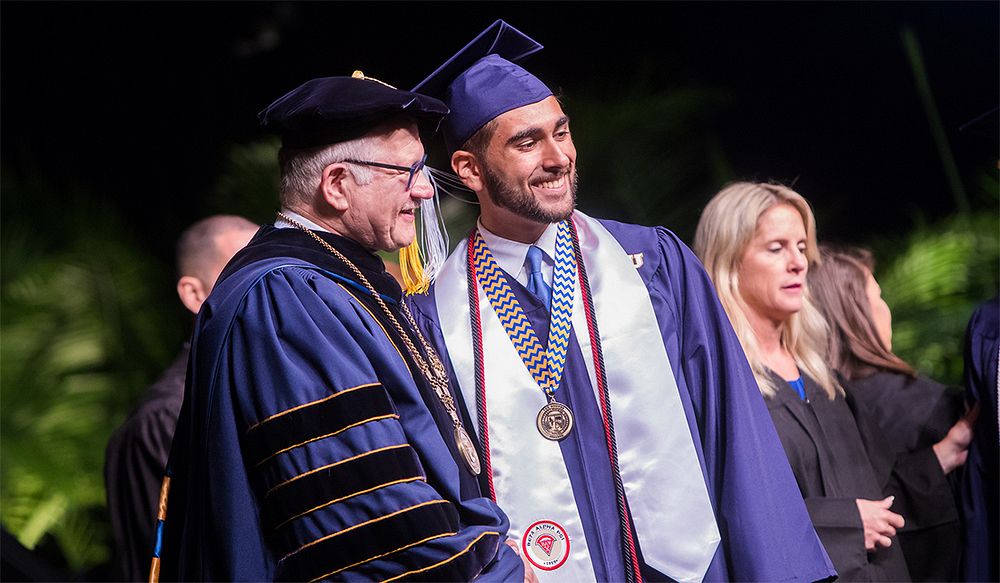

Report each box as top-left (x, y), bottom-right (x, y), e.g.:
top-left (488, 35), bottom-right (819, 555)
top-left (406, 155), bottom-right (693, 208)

top-left (147, 476), bottom-right (171, 583)
top-left (399, 239), bottom-right (430, 295)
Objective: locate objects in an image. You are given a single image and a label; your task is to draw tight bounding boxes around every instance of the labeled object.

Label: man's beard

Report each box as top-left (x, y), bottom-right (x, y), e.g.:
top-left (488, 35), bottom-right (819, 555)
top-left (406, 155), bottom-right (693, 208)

top-left (482, 165), bottom-right (578, 224)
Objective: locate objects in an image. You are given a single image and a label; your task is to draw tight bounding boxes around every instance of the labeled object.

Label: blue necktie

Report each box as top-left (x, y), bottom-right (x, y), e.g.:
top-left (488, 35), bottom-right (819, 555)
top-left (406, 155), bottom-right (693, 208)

top-left (525, 245), bottom-right (552, 310)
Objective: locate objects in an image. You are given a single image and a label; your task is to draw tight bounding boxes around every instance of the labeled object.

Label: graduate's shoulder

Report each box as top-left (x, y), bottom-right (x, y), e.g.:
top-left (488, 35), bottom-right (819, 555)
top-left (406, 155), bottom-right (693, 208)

top-left (595, 217), bottom-right (692, 257)
top-left (406, 286), bottom-right (441, 327)
top-left (594, 217), bottom-right (702, 283)
top-left (405, 241), bottom-right (471, 329)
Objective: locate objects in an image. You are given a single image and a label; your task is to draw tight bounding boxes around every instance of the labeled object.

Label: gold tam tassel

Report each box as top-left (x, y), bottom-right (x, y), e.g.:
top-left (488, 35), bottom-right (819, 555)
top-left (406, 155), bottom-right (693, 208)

top-left (399, 239), bottom-right (430, 295)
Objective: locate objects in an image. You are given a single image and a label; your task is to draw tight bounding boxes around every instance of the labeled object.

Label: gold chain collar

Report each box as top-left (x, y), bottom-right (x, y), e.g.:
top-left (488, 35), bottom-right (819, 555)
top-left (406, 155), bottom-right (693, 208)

top-left (275, 213), bottom-right (480, 474)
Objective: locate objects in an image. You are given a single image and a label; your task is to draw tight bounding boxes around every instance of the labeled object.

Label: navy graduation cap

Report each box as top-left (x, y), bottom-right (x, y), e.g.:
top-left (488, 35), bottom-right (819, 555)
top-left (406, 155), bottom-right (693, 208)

top-left (259, 72), bottom-right (449, 149)
top-left (413, 20), bottom-right (553, 154)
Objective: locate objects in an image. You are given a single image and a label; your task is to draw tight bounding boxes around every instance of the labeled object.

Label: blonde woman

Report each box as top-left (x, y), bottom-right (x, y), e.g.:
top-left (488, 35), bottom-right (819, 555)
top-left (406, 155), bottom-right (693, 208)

top-left (694, 182), bottom-right (910, 581)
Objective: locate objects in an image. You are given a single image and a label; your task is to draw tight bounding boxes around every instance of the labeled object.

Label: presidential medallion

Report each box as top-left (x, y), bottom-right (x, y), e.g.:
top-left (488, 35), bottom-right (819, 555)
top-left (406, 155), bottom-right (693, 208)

top-left (536, 401), bottom-right (574, 441)
top-left (455, 426), bottom-right (482, 475)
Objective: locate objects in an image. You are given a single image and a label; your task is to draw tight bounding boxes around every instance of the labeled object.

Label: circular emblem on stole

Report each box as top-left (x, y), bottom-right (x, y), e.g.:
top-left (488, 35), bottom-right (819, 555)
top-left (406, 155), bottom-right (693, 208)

top-left (521, 520), bottom-right (570, 571)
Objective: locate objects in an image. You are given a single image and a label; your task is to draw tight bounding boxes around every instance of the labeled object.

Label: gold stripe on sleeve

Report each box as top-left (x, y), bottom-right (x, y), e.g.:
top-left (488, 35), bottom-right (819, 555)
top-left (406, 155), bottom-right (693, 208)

top-left (282, 499), bottom-right (451, 561)
top-left (382, 531), bottom-right (501, 582)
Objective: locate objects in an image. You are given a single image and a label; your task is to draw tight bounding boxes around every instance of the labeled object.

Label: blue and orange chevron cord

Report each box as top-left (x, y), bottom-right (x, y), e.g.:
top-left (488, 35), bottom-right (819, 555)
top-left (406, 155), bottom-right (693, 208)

top-left (470, 220), bottom-right (576, 396)
top-left (466, 219), bottom-right (641, 583)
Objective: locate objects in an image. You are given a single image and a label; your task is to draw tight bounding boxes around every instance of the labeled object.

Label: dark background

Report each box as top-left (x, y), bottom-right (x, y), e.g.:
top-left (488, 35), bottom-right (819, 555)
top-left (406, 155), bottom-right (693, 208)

top-left (1, 3), bottom-right (997, 577)
top-left (3, 2), bottom-right (997, 258)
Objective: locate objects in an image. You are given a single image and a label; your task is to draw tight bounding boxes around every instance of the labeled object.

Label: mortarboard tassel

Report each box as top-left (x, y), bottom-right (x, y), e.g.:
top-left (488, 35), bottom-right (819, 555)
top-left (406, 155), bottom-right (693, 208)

top-left (399, 238), bottom-right (430, 295)
top-left (399, 167), bottom-right (452, 295)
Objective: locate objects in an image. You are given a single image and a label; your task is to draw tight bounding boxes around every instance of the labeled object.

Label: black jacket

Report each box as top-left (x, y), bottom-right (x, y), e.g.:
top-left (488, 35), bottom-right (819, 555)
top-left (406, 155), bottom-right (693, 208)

top-left (105, 346), bottom-right (189, 581)
top-left (764, 372), bottom-right (911, 582)
top-left (846, 371), bottom-right (963, 582)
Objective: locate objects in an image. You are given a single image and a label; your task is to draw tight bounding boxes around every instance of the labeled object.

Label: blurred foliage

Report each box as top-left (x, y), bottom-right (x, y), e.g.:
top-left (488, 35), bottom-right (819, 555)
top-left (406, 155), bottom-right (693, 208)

top-left (873, 171), bottom-right (999, 386)
top-left (569, 84), bottom-right (732, 242)
top-left (207, 136), bottom-right (282, 223)
top-left (876, 27), bottom-right (998, 385)
top-left (1, 172), bottom-right (184, 574)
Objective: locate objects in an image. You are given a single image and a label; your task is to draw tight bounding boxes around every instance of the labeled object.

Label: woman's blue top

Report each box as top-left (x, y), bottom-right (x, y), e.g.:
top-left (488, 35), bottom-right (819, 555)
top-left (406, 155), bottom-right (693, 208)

top-left (788, 377), bottom-right (807, 401)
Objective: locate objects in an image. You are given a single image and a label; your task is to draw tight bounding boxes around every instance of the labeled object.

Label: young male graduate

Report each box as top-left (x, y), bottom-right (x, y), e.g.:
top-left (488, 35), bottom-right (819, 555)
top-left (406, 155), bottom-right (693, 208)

top-left (157, 74), bottom-right (527, 581)
top-left (407, 21), bottom-right (837, 583)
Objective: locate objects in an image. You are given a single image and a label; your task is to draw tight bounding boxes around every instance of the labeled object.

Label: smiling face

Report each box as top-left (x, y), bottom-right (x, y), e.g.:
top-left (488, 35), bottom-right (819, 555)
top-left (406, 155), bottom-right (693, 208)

top-left (737, 204), bottom-right (810, 328)
top-left (339, 123), bottom-right (433, 252)
top-left (471, 96), bottom-right (578, 241)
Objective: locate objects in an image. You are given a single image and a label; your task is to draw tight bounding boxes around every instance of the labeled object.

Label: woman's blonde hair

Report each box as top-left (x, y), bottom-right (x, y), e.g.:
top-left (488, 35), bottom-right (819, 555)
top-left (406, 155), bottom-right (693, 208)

top-left (693, 181), bottom-right (841, 399)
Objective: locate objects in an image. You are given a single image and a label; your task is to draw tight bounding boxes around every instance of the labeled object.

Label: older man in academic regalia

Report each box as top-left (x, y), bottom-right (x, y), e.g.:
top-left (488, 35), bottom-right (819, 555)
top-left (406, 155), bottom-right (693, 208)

top-left (407, 21), bottom-right (837, 583)
top-left (157, 75), bottom-right (526, 581)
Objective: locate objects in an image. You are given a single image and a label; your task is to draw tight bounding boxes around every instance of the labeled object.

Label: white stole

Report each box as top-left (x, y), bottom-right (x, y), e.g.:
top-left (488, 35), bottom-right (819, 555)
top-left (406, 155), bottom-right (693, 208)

top-left (435, 211), bottom-right (720, 582)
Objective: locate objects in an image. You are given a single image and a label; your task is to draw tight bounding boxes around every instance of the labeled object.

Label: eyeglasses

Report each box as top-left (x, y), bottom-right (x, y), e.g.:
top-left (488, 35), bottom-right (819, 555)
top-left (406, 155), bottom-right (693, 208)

top-left (343, 153), bottom-right (428, 191)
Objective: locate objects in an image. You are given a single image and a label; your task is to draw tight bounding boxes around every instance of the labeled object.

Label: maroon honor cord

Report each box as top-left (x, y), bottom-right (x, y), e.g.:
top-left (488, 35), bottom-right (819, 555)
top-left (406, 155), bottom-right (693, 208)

top-left (465, 220), bottom-right (642, 583)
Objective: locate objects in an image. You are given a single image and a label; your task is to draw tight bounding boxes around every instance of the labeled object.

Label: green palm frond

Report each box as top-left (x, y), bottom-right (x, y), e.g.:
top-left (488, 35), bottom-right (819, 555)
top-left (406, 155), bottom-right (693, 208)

top-left (569, 85), bottom-right (731, 239)
top-left (878, 209), bottom-right (999, 384)
top-left (2, 176), bottom-right (182, 573)
top-left (208, 137), bottom-right (282, 222)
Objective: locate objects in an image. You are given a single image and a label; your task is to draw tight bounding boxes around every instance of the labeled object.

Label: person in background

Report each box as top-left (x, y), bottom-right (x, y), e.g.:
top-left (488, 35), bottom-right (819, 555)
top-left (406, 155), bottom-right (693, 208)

top-left (407, 20), bottom-right (835, 583)
top-left (694, 181), bottom-right (911, 581)
top-left (960, 295), bottom-right (998, 582)
top-left (158, 74), bottom-right (527, 582)
top-left (808, 244), bottom-right (974, 581)
top-left (104, 214), bottom-right (257, 581)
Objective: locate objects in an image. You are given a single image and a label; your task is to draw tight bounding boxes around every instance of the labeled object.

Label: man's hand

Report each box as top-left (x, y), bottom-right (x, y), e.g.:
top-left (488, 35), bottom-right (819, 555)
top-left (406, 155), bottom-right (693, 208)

top-left (505, 539), bottom-right (539, 583)
top-left (933, 404), bottom-right (978, 474)
top-left (855, 496), bottom-right (905, 550)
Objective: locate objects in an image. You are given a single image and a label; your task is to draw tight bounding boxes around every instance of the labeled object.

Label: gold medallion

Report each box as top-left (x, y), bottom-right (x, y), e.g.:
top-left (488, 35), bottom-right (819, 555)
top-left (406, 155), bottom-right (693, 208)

top-left (536, 401), bottom-right (574, 441)
top-left (455, 426), bottom-right (482, 475)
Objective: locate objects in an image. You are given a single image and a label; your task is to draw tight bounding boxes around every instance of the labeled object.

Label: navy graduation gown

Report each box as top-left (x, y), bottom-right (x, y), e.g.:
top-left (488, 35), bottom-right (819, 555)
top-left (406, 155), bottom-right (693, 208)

top-left (160, 226), bottom-right (520, 581)
top-left (409, 219), bottom-right (835, 582)
top-left (960, 296), bottom-right (999, 582)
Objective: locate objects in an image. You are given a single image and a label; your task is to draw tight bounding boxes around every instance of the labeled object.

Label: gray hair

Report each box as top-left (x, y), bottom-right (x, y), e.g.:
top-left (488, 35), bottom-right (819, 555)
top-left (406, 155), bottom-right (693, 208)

top-left (278, 134), bottom-right (379, 206)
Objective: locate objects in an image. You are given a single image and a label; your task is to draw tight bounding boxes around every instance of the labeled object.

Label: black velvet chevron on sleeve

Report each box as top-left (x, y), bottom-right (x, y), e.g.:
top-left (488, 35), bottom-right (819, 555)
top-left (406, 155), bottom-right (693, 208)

top-left (278, 499), bottom-right (461, 582)
top-left (243, 384), bottom-right (397, 468)
top-left (263, 444), bottom-right (425, 530)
